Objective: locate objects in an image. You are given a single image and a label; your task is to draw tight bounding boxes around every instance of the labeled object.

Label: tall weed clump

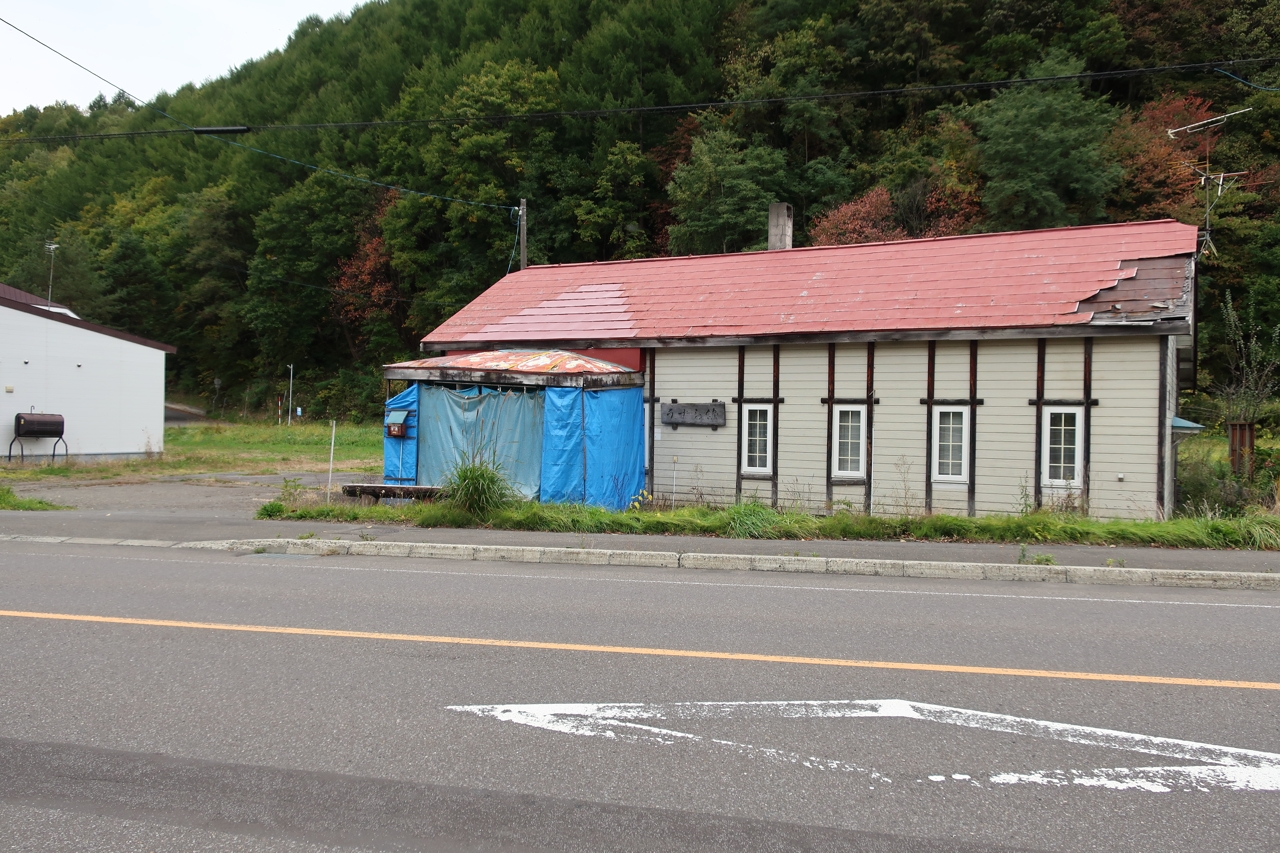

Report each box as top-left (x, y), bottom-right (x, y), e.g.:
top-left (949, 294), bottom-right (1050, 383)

top-left (442, 450), bottom-right (516, 519)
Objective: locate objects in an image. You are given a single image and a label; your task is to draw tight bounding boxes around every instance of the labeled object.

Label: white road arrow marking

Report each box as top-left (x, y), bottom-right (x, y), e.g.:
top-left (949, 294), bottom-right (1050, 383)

top-left (448, 699), bottom-right (1280, 793)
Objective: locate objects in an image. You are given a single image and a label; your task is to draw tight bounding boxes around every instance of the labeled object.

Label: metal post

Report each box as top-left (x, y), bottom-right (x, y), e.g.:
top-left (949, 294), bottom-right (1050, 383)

top-left (45, 242), bottom-right (58, 307)
top-left (287, 364), bottom-right (294, 426)
top-left (519, 198), bottom-right (527, 271)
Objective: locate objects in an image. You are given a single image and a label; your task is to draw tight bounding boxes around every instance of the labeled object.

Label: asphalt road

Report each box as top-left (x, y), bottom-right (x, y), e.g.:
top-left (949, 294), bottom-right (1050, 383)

top-left (2, 541), bottom-right (1279, 851)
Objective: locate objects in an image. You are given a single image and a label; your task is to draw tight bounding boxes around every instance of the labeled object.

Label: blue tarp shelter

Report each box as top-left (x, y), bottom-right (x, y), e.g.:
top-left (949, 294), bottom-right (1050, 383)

top-left (382, 351), bottom-right (645, 510)
top-left (382, 385), bottom-right (418, 486)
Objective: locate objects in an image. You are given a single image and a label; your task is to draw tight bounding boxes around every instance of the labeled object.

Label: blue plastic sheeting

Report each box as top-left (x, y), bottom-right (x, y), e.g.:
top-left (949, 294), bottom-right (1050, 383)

top-left (539, 386), bottom-right (645, 511)
top-left (417, 385), bottom-right (544, 497)
top-left (539, 387), bottom-right (584, 505)
top-left (382, 385), bottom-right (419, 485)
top-left (586, 387), bottom-right (646, 510)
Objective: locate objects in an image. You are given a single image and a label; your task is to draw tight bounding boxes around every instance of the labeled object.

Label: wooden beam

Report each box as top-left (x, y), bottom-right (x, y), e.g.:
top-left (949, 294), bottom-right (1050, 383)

top-left (423, 320), bottom-right (1192, 352)
top-left (925, 340), bottom-right (935, 514)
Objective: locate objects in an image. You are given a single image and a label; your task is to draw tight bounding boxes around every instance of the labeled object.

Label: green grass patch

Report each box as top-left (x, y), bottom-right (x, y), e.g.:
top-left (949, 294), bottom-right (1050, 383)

top-left (253, 494), bottom-right (1280, 550)
top-left (0, 485), bottom-right (64, 510)
top-left (1, 421), bottom-right (383, 484)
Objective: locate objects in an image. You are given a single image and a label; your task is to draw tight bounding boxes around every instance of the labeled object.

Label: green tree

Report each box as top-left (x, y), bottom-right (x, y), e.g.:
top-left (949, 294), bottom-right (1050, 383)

top-left (666, 126), bottom-right (789, 254)
top-left (101, 232), bottom-right (175, 343)
top-left (5, 226), bottom-right (113, 322)
top-left (970, 53), bottom-right (1121, 230)
top-left (573, 141), bottom-right (655, 259)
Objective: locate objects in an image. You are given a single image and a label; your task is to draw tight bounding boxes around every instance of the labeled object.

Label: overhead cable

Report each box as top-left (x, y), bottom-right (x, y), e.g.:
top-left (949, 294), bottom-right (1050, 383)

top-left (1215, 68), bottom-right (1280, 91)
top-left (0, 13), bottom-right (517, 214)
top-left (4, 57), bottom-right (1280, 146)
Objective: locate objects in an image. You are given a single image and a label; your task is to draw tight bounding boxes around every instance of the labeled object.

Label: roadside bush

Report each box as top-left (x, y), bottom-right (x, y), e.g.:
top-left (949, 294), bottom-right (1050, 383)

top-left (441, 451), bottom-right (517, 519)
top-left (1177, 440), bottom-right (1278, 517)
top-left (257, 500), bottom-right (285, 519)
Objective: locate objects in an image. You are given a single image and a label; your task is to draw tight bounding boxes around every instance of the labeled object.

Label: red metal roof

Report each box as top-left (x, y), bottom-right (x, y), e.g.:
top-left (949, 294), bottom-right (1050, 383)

top-left (0, 282), bottom-right (71, 311)
top-left (424, 220), bottom-right (1198, 346)
top-left (386, 350), bottom-right (636, 374)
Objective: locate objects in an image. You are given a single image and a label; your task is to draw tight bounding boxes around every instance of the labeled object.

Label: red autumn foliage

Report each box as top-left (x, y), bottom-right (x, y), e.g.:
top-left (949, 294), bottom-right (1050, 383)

top-left (648, 115), bottom-right (702, 253)
top-left (332, 193), bottom-right (402, 333)
top-left (809, 187), bottom-right (906, 245)
top-left (809, 183), bottom-right (981, 246)
top-left (1105, 94), bottom-right (1215, 223)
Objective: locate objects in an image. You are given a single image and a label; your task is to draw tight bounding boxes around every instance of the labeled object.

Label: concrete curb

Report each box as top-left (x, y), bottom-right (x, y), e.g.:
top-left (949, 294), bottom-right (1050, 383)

top-left (3, 533), bottom-right (1278, 591)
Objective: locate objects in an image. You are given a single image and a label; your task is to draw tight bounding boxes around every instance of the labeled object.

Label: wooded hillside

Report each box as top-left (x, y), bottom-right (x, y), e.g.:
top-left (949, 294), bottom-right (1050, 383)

top-left (2, 0), bottom-right (1278, 417)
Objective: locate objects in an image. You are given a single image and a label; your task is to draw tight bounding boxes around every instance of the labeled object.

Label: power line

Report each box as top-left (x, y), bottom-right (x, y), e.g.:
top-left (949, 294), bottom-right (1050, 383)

top-left (1215, 68), bottom-right (1280, 91)
top-left (4, 57), bottom-right (1279, 146)
top-left (0, 13), bottom-right (518, 216)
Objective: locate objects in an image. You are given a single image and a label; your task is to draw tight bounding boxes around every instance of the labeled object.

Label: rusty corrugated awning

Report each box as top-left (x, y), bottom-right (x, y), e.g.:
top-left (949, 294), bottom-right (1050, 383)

top-left (383, 350), bottom-right (642, 388)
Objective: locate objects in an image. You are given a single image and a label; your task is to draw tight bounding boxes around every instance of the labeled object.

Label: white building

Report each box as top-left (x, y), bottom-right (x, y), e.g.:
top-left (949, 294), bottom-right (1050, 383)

top-left (423, 220), bottom-right (1198, 521)
top-left (1, 283), bottom-right (174, 462)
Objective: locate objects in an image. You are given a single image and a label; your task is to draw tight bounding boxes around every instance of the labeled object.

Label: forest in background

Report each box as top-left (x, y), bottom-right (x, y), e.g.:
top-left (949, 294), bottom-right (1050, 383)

top-left (2, 0), bottom-right (1279, 422)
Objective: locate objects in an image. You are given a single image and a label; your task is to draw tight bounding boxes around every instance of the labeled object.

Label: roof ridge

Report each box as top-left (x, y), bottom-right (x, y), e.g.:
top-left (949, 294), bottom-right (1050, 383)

top-left (505, 220), bottom-right (1191, 272)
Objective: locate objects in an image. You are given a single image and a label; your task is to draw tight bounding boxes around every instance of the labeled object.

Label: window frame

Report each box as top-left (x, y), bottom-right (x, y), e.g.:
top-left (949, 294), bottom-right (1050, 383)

top-left (830, 403), bottom-right (867, 479)
top-left (931, 406), bottom-right (968, 483)
top-left (740, 403), bottom-right (773, 475)
top-left (1041, 405), bottom-right (1084, 488)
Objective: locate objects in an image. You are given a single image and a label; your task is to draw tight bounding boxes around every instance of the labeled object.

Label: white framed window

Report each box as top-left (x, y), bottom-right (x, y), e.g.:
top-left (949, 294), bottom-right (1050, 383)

top-left (741, 404), bottom-right (772, 474)
top-left (1042, 406), bottom-right (1083, 487)
top-left (932, 407), bottom-right (967, 482)
top-left (831, 404), bottom-right (866, 478)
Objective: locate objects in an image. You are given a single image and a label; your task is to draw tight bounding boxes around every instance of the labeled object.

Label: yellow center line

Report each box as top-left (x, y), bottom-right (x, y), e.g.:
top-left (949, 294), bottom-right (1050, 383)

top-left (2, 608), bottom-right (1277, 691)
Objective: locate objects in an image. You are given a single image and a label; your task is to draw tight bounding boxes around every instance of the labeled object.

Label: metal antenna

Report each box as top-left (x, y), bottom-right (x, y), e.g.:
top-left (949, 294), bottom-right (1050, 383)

top-left (44, 241), bottom-right (58, 306)
top-left (1167, 109), bottom-right (1253, 259)
top-left (519, 198), bottom-right (527, 270)
top-left (1166, 108), bottom-right (1252, 140)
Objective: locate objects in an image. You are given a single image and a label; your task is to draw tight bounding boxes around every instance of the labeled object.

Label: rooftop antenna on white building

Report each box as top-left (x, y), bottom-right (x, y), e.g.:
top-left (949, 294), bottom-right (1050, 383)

top-left (1166, 108), bottom-right (1253, 259)
top-left (44, 241), bottom-right (58, 307)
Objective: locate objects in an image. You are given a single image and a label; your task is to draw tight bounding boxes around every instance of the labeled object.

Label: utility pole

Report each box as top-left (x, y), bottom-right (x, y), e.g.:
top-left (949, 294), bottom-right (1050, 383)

top-left (519, 198), bottom-right (527, 271)
top-left (287, 364), bottom-right (294, 426)
top-left (44, 242), bottom-right (58, 307)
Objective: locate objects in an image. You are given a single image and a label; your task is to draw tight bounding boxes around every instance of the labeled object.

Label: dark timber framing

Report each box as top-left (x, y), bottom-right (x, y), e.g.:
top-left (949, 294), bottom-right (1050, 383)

top-left (968, 340), bottom-right (979, 517)
top-left (646, 347), bottom-right (656, 495)
top-left (924, 341), bottom-right (936, 513)
top-left (917, 340), bottom-right (984, 516)
top-left (1028, 338), bottom-right (1100, 510)
top-left (426, 319), bottom-right (1190, 352)
top-left (734, 346), bottom-right (745, 502)
top-left (825, 344), bottom-right (835, 507)
top-left (1033, 338), bottom-right (1046, 510)
top-left (866, 343), bottom-right (875, 515)
top-left (821, 345), bottom-right (881, 508)
top-left (772, 344), bottom-right (781, 508)
top-left (1157, 335), bottom-right (1169, 517)
top-left (1083, 337), bottom-right (1094, 508)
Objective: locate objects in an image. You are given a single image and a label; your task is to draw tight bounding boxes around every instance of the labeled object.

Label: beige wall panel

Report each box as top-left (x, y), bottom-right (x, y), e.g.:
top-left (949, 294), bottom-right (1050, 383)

top-left (1043, 338), bottom-right (1084, 398)
top-left (647, 336), bottom-right (1165, 519)
top-left (973, 339), bottom-right (1038, 515)
top-left (1089, 336), bottom-right (1161, 519)
top-left (743, 345), bottom-right (773, 398)
top-left (870, 341), bottom-right (928, 515)
top-left (931, 484), bottom-right (970, 515)
top-left (831, 482), bottom-right (868, 512)
top-left (652, 347), bottom-right (739, 506)
top-left (833, 344), bottom-right (868, 398)
top-left (932, 341), bottom-right (971, 398)
top-left (777, 345), bottom-right (829, 510)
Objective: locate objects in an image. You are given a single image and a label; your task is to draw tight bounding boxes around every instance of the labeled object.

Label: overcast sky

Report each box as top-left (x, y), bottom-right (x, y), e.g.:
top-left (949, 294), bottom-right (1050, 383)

top-left (0, 1), bottom-right (355, 116)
